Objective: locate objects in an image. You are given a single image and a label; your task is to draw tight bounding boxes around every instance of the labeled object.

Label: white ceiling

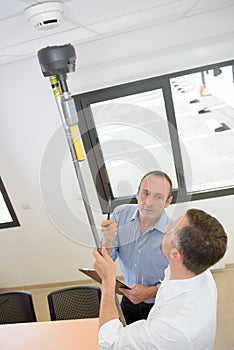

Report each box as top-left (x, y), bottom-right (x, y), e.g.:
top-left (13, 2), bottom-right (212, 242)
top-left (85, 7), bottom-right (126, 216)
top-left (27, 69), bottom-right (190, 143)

top-left (1, 0), bottom-right (234, 68)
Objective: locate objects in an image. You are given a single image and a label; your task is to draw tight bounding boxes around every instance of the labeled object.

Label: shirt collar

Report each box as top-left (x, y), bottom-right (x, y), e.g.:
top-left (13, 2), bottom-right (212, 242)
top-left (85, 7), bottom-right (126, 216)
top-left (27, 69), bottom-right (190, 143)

top-left (130, 208), bottom-right (169, 232)
top-left (130, 207), bottom-right (139, 221)
top-left (160, 266), bottom-right (208, 301)
top-left (154, 210), bottom-right (170, 233)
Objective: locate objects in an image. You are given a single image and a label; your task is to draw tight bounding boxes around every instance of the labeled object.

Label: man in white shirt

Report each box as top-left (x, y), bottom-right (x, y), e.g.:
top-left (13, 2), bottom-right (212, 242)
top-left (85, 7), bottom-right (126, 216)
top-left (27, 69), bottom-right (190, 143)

top-left (93, 208), bottom-right (227, 350)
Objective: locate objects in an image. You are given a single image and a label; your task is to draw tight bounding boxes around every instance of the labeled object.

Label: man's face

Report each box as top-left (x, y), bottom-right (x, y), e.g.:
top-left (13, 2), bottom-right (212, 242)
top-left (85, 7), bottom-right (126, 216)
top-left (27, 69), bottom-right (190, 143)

top-left (137, 175), bottom-right (172, 222)
top-left (161, 215), bottom-right (190, 259)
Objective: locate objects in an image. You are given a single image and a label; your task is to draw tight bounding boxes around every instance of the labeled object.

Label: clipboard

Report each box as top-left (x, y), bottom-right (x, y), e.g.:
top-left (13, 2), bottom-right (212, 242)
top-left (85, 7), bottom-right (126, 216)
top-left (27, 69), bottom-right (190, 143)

top-left (79, 268), bottom-right (131, 295)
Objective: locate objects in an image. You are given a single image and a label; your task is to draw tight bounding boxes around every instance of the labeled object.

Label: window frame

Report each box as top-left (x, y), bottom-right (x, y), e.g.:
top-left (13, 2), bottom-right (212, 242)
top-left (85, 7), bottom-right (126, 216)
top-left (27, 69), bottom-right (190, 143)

top-left (0, 177), bottom-right (20, 229)
top-left (73, 59), bottom-right (234, 214)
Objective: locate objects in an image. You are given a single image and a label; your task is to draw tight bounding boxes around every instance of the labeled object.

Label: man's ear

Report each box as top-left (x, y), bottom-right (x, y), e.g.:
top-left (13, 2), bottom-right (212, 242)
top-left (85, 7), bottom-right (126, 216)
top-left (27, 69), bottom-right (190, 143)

top-left (165, 196), bottom-right (173, 208)
top-left (170, 248), bottom-right (182, 263)
top-left (136, 189), bottom-right (140, 201)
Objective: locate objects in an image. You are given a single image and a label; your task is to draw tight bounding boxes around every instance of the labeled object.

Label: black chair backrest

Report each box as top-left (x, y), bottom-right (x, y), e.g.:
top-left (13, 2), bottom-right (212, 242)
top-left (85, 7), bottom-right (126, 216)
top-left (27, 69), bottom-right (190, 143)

top-left (47, 286), bottom-right (101, 321)
top-left (0, 291), bottom-right (37, 324)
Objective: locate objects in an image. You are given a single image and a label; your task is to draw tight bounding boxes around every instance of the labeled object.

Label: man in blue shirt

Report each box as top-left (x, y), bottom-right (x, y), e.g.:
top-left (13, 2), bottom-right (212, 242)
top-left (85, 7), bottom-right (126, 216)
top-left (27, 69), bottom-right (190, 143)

top-left (101, 170), bottom-right (173, 324)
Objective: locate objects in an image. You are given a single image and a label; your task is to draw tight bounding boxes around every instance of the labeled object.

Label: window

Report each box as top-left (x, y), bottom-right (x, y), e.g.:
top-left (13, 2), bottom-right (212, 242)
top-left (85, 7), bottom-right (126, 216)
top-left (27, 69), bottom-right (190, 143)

top-left (171, 66), bottom-right (234, 193)
top-left (73, 59), bottom-right (234, 213)
top-left (0, 177), bottom-right (20, 229)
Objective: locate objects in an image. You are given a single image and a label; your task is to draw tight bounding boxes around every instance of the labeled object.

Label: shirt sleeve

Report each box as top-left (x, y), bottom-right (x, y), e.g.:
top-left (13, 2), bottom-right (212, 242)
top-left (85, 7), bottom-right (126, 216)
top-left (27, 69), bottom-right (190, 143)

top-left (99, 318), bottom-right (124, 349)
top-left (98, 208), bottom-right (119, 260)
top-left (108, 209), bottom-right (120, 261)
top-left (98, 316), bottom-right (189, 350)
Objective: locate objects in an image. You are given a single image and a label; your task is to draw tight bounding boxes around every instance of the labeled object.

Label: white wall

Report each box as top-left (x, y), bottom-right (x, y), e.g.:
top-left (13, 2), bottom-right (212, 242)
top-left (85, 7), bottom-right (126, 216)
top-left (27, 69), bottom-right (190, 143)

top-left (0, 8), bottom-right (234, 288)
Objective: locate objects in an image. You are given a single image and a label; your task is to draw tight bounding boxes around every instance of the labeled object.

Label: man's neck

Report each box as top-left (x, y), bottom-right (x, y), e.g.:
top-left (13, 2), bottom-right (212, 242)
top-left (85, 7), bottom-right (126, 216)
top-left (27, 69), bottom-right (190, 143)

top-left (169, 265), bottom-right (196, 280)
top-left (139, 214), bottom-right (160, 235)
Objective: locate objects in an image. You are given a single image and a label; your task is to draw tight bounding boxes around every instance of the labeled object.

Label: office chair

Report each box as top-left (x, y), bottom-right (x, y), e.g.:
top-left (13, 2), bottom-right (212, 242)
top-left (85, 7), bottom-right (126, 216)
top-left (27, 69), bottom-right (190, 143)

top-left (47, 286), bottom-right (101, 321)
top-left (0, 291), bottom-right (37, 324)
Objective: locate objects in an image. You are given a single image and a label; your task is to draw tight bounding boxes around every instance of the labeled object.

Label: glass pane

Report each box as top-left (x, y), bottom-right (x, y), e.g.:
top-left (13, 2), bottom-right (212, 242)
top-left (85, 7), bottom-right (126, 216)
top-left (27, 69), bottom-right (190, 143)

top-left (171, 65), bottom-right (234, 193)
top-left (0, 191), bottom-right (13, 224)
top-left (90, 90), bottom-right (178, 198)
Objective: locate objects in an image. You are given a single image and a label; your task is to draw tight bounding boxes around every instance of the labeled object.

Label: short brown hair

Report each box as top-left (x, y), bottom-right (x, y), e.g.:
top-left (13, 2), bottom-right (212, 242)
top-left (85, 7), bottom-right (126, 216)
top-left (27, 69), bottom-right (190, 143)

top-left (173, 208), bottom-right (228, 275)
top-left (138, 171), bottom-right (172, 199)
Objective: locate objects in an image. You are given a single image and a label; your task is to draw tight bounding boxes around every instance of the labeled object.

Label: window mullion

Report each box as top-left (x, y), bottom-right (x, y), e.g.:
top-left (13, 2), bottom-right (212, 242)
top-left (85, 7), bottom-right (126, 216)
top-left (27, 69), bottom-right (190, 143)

top-left (161, 79), bottom-right (187, 200)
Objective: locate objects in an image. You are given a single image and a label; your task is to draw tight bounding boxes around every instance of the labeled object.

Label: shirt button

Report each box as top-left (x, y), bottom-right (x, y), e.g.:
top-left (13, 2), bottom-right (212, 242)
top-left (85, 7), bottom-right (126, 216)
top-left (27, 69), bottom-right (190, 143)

top-left (134, 264), bottom-right (137, 267)
top-left (138, 249), bottom-right (141, 253)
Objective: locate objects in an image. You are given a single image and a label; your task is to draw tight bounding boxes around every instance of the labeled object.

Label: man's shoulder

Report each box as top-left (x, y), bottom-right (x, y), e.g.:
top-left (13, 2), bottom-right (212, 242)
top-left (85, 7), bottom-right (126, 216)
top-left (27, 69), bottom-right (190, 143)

top-left (114, 203), bottom-right (137, 213)
top-left (161, 210), bottom-right (172, 223)
top-left (113, 204), bottom-right (137, 219)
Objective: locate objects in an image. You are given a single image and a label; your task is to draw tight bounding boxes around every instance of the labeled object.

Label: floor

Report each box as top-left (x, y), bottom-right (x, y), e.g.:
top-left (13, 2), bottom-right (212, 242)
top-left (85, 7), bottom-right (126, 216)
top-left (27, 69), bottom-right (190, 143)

top-left (1, 267), bottom-right (234, 349)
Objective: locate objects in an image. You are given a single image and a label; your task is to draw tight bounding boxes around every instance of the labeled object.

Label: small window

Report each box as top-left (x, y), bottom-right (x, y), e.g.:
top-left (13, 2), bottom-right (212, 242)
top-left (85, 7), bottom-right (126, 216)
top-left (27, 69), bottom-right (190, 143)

top-left (0, 177), bottom-right (20, 229)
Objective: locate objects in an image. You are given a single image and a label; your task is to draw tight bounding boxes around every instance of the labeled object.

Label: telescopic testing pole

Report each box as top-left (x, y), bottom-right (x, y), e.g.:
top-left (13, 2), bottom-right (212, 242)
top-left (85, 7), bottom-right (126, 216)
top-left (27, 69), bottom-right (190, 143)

top-left (37, 44), bottom-right (101, 250)
top-left (37, 44), bottom-right (126, 326)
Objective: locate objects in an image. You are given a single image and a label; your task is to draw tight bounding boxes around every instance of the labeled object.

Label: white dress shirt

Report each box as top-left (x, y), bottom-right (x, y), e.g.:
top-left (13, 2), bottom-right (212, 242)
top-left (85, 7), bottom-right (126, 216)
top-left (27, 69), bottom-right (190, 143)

top-left (99, 267), bottom-right (217, 350)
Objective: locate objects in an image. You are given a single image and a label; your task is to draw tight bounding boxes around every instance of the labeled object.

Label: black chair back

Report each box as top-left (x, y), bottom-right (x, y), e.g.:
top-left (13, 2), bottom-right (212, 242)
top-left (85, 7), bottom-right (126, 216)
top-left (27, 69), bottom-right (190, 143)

top-left (47, 286), bottom-right (101, 321)
top-left (0, 291), bottom-right (37, 324)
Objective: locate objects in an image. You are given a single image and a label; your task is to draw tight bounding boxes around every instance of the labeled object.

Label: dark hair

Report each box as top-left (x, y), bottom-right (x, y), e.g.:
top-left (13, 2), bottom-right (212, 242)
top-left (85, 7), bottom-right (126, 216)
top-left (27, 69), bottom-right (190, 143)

top-left (138, 170), bottom-right (172, 198)
top-left (174, 209), bottom-right (228, 275)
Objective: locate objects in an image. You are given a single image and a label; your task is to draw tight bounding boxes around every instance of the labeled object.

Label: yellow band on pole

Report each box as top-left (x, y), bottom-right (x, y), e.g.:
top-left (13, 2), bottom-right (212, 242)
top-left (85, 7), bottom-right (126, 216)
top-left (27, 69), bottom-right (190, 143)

top-left (49, 76), bottom-right (85, 161)
top-left (69, 125), bottom-right (85, 161)
top-left (49, 76), bottom-right (61, 98)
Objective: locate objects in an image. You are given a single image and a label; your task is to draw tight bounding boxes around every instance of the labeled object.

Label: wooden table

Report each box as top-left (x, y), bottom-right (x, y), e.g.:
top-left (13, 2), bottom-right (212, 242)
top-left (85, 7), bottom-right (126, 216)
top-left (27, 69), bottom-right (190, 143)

top-left (0, 318), bottom-right (100, 350)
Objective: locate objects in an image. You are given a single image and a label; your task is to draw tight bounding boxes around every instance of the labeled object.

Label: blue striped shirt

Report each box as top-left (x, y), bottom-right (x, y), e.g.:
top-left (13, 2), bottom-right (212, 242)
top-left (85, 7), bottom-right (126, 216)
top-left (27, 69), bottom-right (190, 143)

top-left (110, 204), bottom-right (171, 303)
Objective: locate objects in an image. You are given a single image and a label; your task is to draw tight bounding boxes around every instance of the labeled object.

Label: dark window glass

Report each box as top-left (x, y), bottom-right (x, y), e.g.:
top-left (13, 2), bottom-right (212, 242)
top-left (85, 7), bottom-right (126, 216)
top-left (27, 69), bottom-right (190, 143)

top-left (0, 177), bottom-right (20, 229)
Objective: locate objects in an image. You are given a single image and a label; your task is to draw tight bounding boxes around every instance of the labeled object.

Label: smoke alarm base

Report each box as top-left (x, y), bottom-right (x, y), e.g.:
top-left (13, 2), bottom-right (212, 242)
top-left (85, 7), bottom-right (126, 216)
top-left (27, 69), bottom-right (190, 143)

top-left (24, 2), bottom-right (64, 30)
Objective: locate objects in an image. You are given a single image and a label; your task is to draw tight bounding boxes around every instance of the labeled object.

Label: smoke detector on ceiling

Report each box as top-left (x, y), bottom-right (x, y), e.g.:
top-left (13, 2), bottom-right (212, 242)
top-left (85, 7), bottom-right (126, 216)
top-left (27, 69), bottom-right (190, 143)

top-left (24, 2), bottom-right (64, 30)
